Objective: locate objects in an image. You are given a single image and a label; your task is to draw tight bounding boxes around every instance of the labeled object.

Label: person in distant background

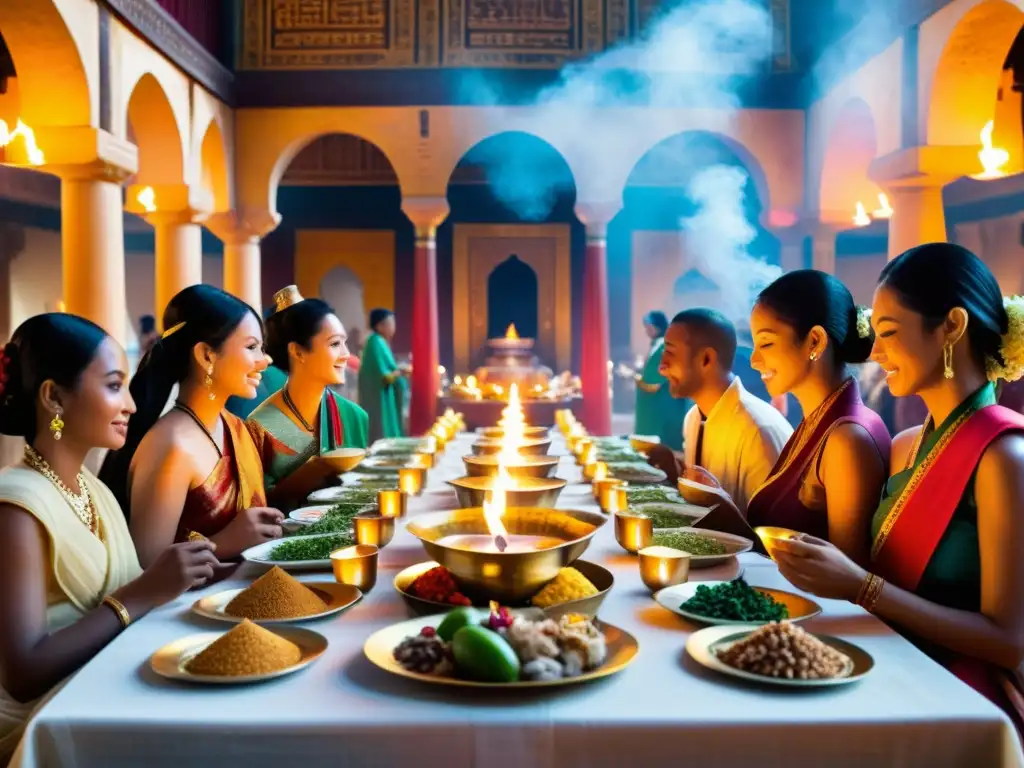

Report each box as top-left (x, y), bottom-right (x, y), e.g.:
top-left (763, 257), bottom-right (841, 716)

top-left (138, 315), bottom-right (159, 358)
top-left (629, 310), bottom-right (690, 451)
top-left (358, 309), bottom-right (408, 441)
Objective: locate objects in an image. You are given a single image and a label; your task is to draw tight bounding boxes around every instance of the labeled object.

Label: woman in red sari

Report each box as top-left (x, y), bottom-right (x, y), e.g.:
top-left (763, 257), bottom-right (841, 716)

top-left (774, 243), bottom-right (1024, 734)
top-left (745, 270), bottom-right (891, 563)
top-left (100, 286), bottom-right (289, 566)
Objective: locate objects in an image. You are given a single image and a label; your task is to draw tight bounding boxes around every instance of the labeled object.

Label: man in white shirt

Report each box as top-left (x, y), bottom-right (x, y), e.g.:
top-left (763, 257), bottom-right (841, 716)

top-left (656, 308), bottom-right (793, 514)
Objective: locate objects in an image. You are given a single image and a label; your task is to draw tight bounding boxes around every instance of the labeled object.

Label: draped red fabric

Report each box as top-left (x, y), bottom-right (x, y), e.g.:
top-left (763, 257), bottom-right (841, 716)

top-left (154, 0), bottom-right (221, 57)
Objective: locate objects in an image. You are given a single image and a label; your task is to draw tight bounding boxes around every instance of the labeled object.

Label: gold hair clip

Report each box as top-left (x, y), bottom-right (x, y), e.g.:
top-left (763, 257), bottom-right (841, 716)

top-left (273, 285), bottom-right (304, 314)
top-left (161, 321), bottom-right (185, 339)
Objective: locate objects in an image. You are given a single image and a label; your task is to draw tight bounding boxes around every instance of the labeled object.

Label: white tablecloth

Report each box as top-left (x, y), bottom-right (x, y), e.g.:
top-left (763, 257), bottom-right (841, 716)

top-left (14, 435), bottom-right (1024, 767)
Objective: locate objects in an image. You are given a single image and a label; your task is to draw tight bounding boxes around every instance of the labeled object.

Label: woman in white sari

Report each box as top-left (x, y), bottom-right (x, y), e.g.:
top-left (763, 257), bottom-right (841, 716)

top-left (0, 314), bottom-right (222, 764)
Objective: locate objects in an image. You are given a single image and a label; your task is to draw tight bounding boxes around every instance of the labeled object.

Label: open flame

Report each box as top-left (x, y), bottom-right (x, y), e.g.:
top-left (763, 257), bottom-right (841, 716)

top-left (853, 202), bottom-right (871, 227)
top-left (497, 383), bottom-right (525, 463)
top-left (872, 193), bottom-right (893, 219)
top-left (137, 186), bottom-right (156, 213)
top-left (0, 119), bottom-right (45, 166)
top-left (482, 464), bottom-right (512, 551)
top-left (505, 324), bottom-right (519, 341)
top-left (974, 120), bottom-right (1010, 180)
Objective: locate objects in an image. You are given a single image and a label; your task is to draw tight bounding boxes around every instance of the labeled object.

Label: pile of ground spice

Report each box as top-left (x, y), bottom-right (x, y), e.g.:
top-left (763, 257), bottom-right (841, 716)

top-left (186, 619), bottom-right (302, 676)
top-left (224, 566), bottom-right (328, 620)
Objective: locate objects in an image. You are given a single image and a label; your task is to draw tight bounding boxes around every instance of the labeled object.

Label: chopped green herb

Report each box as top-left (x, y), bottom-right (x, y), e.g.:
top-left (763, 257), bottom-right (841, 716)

top-left (269, 532), bottom-right (354, 562)
top-left (681, 579), bottom-right (789, 622)
top-left (631, 504), bottom-right (700, 528)
top-left (294, 502), bottom-right (372, 536)
top-left (625, 485), bottom-right (683, 504)
top-left (652, 530), bottom-right (727, 556)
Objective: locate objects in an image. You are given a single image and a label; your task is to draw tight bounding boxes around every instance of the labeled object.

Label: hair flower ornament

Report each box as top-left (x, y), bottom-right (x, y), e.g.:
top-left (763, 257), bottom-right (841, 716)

top-left (987, 296), bottom-right (1024, 383)
top-left (856, 306), bottom-right (872, 340)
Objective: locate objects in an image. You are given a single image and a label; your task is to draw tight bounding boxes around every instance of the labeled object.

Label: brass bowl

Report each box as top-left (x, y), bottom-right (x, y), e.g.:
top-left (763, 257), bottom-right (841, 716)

top-left (470, 437), bottom-right (552, 457)
top-left (629, 435), bottom-right (661, 454)
top-left (447, 475), bottom-right (567, 509)
top-left (393, 559), bottom-right (614, 618)
top-left (462, 453), bottom-right (560, 479)
top-left (320, 448), bottom-right (366, 473)
top-left (405, 506), bottom-right (607, 603)
top-left (476, 426), bottom-right (550, 440)
top-left (754, 526), bottom-right (802, 561)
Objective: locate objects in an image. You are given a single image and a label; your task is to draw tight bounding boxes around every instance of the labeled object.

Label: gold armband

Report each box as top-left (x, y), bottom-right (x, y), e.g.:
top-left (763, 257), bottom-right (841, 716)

top-left (103, 595), bottom-right (131, 629)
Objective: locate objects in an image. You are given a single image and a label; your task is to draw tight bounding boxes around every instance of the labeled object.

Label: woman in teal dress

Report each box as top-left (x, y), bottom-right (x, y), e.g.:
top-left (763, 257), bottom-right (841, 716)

top-left (633, 311), bottom-right (690, 451)
top-left (358, 308), bottom-right (407, 442)
top-left (772, 244), bottom-right (1024, 736)
top-left (248, 287), bottom-right (368, 504)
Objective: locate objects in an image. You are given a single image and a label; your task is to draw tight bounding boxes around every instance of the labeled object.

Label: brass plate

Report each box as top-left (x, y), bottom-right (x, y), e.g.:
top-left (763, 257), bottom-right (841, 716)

top-left (393, 559), bottom-right (613, 618)
top-left (654, 581), bottom-right (822, 626)
top-left (364, 615), bottom-right (638, 688)
top-left (686, 625), bottom-right (874, 688)
top-left (191, 582), bottom-right (362, 625)
top-left (150, 626), bottom-right (328, 685)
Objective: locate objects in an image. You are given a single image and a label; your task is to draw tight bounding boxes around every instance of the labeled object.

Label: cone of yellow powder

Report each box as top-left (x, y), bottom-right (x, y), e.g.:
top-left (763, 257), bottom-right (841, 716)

top-left (186, 620), bottom-right (302, 676)
top-left (224, 566), bottom-right (328, 620)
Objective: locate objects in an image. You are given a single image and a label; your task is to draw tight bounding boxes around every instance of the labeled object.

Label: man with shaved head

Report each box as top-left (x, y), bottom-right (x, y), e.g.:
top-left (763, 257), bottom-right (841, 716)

top-left (655, 308), bottom-right (792, 514)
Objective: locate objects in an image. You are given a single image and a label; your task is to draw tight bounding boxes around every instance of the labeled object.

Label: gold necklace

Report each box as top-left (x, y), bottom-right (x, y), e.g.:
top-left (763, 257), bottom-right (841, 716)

top-left (24, 446), bottom-right (98, 534)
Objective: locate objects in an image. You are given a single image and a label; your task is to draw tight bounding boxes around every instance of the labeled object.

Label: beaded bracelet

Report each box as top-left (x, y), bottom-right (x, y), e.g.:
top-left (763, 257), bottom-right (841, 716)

top-left (102, 595), bottom-right (131, 629)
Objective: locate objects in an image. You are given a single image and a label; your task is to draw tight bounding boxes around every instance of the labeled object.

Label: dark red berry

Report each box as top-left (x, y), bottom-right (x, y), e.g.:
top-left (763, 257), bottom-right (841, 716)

top-left (420, 626), bottom-right (437, 638)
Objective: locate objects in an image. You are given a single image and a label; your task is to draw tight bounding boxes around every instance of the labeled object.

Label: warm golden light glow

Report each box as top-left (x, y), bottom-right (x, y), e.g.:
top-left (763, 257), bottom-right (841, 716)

top-left (137, 186), bottom-right (157, 213)
top-left (872, 193), bottom-right (893, 219)
top-left (853, 202), bottom-right (870, 227)
top-left (974, 120), bottom-right (1010, 180)
top-left (0, 119), bottom-right (45, 166)
top-left (505, 324), bottom-right (519, 341)
top-left (482, 463), bottom-right (512, 548)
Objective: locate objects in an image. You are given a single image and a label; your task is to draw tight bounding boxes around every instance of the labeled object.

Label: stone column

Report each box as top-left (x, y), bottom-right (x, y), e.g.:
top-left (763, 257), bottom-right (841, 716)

top-left (773, 223), bottom-right (808, 273)
top-left (810, 224), bottom-right (840, 274)
top-left (402, 197), bottom-right (449, 435)
top-left (575, 202), bottom-right (619, 437)
top-left (206, 209), bottom-right (281, 316)
top-left (869, 145), bottom-right (978, 261)
top-left (127, 184), bottom-right (212, 325)
top-left (0, 222), bottom-right (25, 344)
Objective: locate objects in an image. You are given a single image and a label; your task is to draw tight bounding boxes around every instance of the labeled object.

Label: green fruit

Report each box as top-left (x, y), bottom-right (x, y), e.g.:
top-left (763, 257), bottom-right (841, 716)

top-left (436, 607), bottom-right (481, 642)
top-left (451, 626), bottom-right (520, 683)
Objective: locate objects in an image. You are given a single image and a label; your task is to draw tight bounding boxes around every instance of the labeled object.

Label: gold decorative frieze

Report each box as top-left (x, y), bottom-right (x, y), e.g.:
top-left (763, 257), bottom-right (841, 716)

top-left (241, 0), bottom-right (418, 68)
top-left (443, 0), bottom-right (604, 67)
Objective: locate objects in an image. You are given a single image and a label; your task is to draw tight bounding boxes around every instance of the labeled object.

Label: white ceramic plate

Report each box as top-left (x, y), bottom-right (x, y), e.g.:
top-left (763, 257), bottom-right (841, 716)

top-left (241, 533), bottom-right (353, 571)
top-left (150, 626), bottom-right (328, 685)
top-left (654, 581), bottom-right (822, 626)
top-left (306, 486), bottom-right (385, 504)
top-left (686, 625), bottom-right (873, 688)
top-left (191, 582), bottom-right (362, 624)
top-left (287, 504), bottom-right (335, 525)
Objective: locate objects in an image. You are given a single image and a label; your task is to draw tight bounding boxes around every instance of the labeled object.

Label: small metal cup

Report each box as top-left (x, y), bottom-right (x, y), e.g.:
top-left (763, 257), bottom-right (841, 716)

top-left (399, 466), bottom-right (426, 496)
top-left (331, 544), bottom-right (378, 592)
top-left (638, 546), bottom-right (691, 592)
top-left (354, 511), bottom-right (396, 548)
top-left (606, 486), bottom-right (629, 514)
top-left (592, 475), bottom-right (618, 501)
top-left (377, 489), bottom-right (407, 519)
top-left (614, 510), bottom-right (653, 554)
top-left (412, 451), bottom-right (435, 469)
top-left (597, 479), bottom-right (627, 511)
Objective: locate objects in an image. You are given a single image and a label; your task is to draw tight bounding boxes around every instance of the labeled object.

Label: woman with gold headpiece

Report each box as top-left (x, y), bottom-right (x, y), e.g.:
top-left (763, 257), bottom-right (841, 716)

top-left (99, 285), bottom-right (301, 567)
top-left (772, 244), bottom-right (1024, 738)
top-left (247, 287), bottom-right (368, 496)
top-left (0, 314), bottom-right (221, 763)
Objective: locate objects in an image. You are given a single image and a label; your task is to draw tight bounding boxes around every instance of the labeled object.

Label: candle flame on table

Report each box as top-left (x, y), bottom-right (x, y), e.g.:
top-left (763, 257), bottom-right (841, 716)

top-left (505, 324), bottom-right (519, 341)
top-left (853, 201), bottom-right (870, 227)
top-left (0, 119), bottom-right (45, 166)
top-left (974, 120), bottom-right (1010, 180)
top-left (497, 383), bottom-right (526, 463)
top-left (872, 193), bottom-right (893, 219)
top-left (483, 464), bottom-right (511, 552)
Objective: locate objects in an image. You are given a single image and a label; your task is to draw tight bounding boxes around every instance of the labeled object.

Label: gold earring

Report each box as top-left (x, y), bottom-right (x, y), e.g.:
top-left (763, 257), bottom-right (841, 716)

top-left (809, 352), bottom-right (818, 362)
top-left (205, 365), bottom-right (215, 400)
top-left (943, 344), bottom-right (954, 380)
top-left (50, 411), bottom-right (64, 441)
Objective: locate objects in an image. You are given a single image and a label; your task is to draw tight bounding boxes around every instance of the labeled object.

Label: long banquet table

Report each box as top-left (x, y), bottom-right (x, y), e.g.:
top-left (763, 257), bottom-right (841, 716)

top-left (14, 433), bottom-right (1024, 767)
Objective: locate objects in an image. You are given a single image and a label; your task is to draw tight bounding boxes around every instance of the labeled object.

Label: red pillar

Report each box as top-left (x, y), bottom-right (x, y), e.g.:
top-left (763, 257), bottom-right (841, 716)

top-left (403, 198), bottom-right (449, 436)
top-left (576, 205), bottom-right (615, 435)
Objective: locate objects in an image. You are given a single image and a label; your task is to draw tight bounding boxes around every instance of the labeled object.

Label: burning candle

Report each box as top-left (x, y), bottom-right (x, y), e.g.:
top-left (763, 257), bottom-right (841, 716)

top-left (354, 511), bottom-right (396, 548)
top-left (597, 478), bottom-right (626, 511)
top-left (638, 546), bottom-right (691, 592)
top-left (614, 510), bottom-right (653, 554)
top-left (330, 544), bottom-right (378, 592)
top-left (399, 466), bottom-right (426, 496)
top-left (377, 489), bottom-right (406, 518)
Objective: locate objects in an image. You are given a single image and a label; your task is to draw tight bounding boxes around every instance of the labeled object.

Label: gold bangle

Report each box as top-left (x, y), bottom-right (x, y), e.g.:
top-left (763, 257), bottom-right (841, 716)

top-left (856, 574), bottom-right (885, 613)
top-left (103, 595), bottom-right (131, 629)
top-left (854, 573), bottom-right (873, 606)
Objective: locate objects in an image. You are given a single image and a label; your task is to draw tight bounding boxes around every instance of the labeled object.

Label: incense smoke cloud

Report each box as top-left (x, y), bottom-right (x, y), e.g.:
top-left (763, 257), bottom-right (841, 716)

top-left (458, 0), bottom-right (781, 321)
top-left (810, 0), bottom-right (902, 102)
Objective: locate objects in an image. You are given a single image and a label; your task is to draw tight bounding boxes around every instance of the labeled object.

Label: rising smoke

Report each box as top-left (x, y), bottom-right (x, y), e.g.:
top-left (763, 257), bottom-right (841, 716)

top-left (459, 0), bottom-right (784, 322)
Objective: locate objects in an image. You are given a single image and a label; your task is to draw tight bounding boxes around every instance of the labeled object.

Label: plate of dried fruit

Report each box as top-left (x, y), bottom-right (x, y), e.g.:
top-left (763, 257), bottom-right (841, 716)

top-left (686, 623), bottom-right (873, 688)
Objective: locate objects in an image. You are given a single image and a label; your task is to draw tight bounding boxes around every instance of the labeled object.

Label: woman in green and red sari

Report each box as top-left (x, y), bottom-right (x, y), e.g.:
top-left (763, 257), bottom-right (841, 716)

top-left (248, 287), bottom-right (368, 502)
top-left (773, 243), bottom-right (1024, 735)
